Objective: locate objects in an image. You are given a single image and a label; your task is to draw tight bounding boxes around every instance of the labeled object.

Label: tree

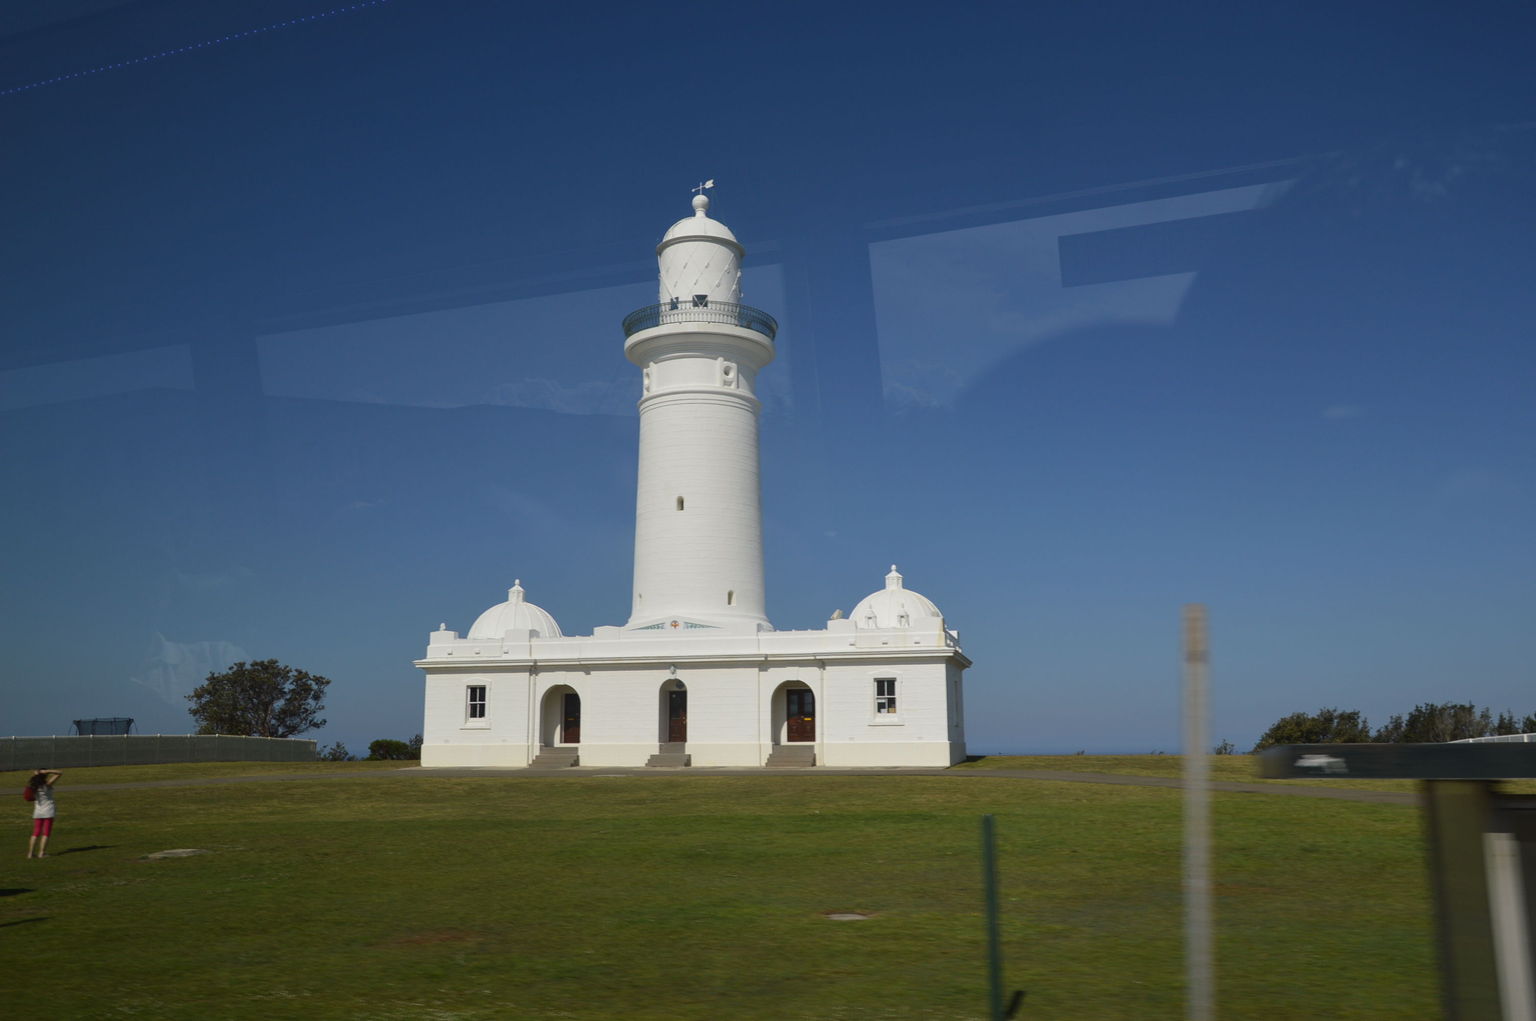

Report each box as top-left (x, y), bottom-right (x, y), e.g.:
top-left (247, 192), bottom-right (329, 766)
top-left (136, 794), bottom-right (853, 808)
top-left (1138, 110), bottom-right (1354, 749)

top-left (1494, 711), bottom-right (1523, 736)
top-left (1259, 702), bottom-right (1536, 749)
top-left (1251, 707), bottom-right (1372, 752)
top-left (408, 733), bottom-right (423, 759)
top-left (1375, 703), bottom-right (1524, 743)
top-left (318, 741), bottom-right (354, 762)
top-left (187, 659), bottom-right (330, 738)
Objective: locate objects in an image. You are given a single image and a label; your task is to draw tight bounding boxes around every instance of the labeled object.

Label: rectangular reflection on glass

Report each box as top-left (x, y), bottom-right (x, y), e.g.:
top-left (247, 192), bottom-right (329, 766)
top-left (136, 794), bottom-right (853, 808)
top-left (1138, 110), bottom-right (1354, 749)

top-left (256, 267), bottom-right (789, 416)
top-left (0, 343), bottom-right (194, 411)
top-left (867, 183), bottom-right (1288, 410)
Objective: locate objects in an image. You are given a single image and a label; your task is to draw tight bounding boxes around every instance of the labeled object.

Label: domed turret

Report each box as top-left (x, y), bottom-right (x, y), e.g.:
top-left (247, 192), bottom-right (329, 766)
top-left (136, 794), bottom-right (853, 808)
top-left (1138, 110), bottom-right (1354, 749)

top-left (657, 193), bottom-right (743, 306)
top-left (467, 580), bottom-right (563, 639)
top-left (850, 566), bottom-right (944, 629)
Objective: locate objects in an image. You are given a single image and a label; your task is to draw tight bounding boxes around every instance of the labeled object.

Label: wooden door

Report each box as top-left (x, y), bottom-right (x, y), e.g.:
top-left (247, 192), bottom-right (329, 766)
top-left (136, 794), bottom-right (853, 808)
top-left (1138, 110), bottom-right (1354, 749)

top-left (562, 692), bottom-right (581, 744)
top-left (668, 690), bottom-right (687, 743)
top-left (786, 688), bottom-right (815, 742)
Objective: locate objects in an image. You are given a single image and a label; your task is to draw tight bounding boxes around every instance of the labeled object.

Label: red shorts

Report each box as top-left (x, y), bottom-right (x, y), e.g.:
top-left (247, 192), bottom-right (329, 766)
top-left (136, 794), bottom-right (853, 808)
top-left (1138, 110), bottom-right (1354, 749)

top-left (31, 818), bottom-right (53, 837)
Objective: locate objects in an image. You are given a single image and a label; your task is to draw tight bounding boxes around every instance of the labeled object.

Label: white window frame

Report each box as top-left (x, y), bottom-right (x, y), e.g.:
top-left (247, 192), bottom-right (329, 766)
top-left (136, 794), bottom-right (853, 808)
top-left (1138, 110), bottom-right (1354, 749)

top-left (465, 684), bottom-right (488, 726)
top-left (872, 677), bottom-right (901, 723)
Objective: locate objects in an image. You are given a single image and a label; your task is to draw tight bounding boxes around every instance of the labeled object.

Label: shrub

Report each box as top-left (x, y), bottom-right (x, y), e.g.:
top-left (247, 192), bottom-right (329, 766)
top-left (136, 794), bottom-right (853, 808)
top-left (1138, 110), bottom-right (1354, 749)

top-left (367, 739), bottom-right (414, 761)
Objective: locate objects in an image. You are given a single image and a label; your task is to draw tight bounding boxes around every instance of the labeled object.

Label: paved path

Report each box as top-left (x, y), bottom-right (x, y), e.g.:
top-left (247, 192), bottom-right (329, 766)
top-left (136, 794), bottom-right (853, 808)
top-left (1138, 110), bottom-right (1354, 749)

top-left (63, 765), bottom-right (1416, 805)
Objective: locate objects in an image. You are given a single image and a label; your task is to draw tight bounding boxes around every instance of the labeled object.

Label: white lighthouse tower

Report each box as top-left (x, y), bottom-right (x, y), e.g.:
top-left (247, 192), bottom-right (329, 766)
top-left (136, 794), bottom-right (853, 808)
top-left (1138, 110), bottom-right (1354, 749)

top-left (624, 192), bottom-right (776, 631)
top-left (416, 190), bottom-right (970, 769)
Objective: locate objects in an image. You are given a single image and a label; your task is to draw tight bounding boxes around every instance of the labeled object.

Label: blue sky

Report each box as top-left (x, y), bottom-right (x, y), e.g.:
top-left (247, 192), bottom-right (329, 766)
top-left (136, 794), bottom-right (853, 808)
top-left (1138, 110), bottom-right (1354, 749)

top-left (2, 0), bottom-right (1533, 754)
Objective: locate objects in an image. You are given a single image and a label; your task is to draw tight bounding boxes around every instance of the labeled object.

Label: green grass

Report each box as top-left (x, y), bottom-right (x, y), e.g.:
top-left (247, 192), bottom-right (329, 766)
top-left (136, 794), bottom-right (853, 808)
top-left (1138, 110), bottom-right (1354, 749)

top-left (957, 753), bottom-right (1536, 794)
top-left (969, 752), bottom-right (1436, 793)
top-left (1, 763), bottom-right (1436, 1020)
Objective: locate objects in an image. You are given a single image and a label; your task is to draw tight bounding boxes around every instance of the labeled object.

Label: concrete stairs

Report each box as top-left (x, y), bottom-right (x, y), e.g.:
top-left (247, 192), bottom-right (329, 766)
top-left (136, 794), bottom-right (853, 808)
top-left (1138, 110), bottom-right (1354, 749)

top-left (763, 745), bottom-right (816, 767)
top-left (644, 743), bottom-right (691, 767)
top-left (529, 748), bottom-right (579, 769)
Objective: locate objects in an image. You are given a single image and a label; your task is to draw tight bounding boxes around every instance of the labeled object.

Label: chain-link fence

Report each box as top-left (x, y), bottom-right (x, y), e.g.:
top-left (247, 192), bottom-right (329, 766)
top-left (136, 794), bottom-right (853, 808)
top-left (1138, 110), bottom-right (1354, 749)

top-left (1, 734), bottom-right (317, 771)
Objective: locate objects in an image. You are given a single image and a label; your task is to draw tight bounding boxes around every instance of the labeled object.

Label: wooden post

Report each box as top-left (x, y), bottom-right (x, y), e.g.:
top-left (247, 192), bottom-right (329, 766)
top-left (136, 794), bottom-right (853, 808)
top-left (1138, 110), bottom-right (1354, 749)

top-left (982, 814), bottom-right (1005, 1021)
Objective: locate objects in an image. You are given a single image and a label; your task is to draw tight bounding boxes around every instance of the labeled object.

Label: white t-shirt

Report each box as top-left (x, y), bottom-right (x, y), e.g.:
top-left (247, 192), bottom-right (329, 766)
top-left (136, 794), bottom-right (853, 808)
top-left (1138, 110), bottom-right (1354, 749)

top-left (32, 785), bottom-right (55, 820)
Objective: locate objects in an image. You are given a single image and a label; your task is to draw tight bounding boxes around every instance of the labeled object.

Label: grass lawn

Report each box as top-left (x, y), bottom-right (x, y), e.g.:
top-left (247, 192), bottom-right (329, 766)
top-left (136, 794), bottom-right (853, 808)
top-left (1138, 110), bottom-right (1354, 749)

top-left (958, 752), bottom-right (1536, 795)
top-left (2, 762), bottom-right (1435, 1020)
top-left (957, 753), bottom-right (1314, 782)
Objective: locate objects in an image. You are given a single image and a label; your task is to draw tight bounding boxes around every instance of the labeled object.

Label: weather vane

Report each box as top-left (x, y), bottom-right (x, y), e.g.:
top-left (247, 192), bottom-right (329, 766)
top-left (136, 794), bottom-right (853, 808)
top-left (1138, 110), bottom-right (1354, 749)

top-left (691, 179), bottom-right (715, 195)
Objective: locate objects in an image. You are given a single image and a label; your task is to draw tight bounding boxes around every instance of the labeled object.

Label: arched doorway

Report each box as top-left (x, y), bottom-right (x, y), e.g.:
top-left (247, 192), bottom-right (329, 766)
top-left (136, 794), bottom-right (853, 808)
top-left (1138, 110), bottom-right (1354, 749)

top-left (540, 686), bottom-right (581, 746)
top-left (775, 683), bottom-right (814, 743)
top-left (660, 679), bottom-right (687, 743)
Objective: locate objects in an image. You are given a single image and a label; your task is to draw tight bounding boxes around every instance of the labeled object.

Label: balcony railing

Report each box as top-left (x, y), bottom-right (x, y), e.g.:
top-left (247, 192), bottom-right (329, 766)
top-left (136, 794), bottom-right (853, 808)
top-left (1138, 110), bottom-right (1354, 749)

top-left (622, 298), bottom-right (778, 341)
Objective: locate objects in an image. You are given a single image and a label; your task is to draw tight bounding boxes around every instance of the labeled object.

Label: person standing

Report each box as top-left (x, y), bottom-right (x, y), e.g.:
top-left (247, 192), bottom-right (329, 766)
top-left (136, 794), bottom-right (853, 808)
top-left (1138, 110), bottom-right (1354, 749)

top-left (26, 769), bottom-right (61, 859)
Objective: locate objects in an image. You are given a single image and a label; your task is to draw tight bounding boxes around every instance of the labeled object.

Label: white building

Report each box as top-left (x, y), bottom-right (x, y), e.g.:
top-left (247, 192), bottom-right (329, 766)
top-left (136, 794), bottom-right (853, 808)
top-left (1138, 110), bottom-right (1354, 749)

top-left (416, 193), bottom-right (969, 768)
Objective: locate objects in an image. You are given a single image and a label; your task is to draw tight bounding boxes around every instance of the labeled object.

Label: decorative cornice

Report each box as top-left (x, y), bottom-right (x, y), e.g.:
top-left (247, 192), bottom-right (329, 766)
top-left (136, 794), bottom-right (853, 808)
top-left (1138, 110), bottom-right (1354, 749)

top-left (415, 644), bottom-right (969, 673)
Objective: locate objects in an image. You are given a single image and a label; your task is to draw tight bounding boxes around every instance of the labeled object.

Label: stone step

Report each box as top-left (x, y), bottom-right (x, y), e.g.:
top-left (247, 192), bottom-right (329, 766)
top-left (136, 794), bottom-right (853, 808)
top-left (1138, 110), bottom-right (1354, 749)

top-left (529, 748), bottom-right (579, 769)
top-left (645, 742), bottom-right (690, 767)
top-left (764, 745), bottom-right (816, 767)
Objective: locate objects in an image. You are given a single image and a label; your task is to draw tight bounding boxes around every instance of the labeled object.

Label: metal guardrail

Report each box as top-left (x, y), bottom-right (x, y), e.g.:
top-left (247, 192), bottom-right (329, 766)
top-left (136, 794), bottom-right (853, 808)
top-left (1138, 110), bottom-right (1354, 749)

top-left (1258, 742), bottom-right (1536, 779)
top-left (622, 299), bottom-right (778, 340)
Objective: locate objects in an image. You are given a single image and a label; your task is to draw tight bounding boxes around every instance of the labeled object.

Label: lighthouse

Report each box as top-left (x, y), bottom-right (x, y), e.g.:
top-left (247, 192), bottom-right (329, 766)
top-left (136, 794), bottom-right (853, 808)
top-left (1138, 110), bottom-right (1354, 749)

top-left (416, 190), bottom-right (970, 769)
top-left (623, 192), bottom-right (776, 631)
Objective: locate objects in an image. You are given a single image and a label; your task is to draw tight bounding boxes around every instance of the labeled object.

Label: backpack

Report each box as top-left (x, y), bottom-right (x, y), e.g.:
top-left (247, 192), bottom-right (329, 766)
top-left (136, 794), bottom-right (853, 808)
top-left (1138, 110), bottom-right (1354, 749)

top-left (23, 785), bottom-right (35, 802)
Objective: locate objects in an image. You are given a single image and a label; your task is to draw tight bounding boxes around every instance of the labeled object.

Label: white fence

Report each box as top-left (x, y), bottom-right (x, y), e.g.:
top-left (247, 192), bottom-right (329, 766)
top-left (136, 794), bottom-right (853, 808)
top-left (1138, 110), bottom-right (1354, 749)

top-left (1451, 733), bottom-right (1536, 744)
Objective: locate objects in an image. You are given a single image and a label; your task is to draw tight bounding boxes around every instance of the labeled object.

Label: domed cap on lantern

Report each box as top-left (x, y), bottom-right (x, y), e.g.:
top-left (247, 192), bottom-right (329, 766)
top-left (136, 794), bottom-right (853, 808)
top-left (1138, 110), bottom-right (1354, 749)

top-left (849, 565), bottom-right (944, 629)
top-left (660, 192), bottom-right (741, 247)
top-left (657, 190), bottom-right (743, 305)
top-left (467, 580), bottom-right (564, 639)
